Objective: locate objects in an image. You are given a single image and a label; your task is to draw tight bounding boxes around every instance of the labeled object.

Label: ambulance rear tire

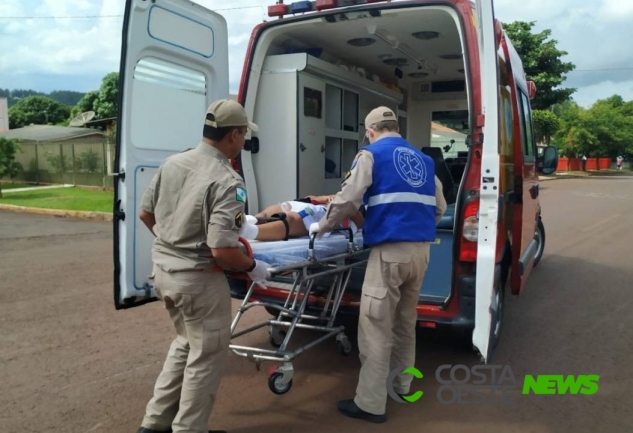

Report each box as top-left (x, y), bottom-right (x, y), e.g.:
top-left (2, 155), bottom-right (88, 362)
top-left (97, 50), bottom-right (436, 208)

top-left (490, 271), bottom-right (505, 350)
top-left (533, 218), bottom-right (545, 268)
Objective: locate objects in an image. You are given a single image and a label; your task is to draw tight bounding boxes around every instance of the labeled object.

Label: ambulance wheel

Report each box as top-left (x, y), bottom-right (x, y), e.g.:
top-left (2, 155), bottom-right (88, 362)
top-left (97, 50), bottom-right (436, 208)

top-left (533, 218), bottom-right (545, 268)
top-left (490, 267), bottom-right (506, 350)
top-left (268, 372), bottom-right (292, 395)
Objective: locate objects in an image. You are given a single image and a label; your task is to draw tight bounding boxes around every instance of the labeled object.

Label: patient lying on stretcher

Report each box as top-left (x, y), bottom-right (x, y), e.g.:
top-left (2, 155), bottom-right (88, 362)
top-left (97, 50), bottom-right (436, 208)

top-left (238, 195), bottom-right (364, 242)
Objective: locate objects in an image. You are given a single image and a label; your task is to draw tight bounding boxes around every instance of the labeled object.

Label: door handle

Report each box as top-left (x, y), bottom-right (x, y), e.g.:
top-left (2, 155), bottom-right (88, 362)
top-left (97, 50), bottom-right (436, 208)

top-left (299, 143), bottom-right (306, 152)
top-left (529, 184), bottom-right (539, 199)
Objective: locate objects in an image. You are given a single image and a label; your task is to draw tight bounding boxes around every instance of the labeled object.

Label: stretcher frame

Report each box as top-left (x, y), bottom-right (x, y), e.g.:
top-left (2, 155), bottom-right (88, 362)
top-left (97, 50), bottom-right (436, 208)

top-left (228, 229), bottom-right (368, 395)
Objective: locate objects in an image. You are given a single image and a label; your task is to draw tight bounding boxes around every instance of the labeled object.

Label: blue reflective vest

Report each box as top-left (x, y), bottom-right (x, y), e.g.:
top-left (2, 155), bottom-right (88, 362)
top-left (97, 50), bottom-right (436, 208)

top-left (361, 136), bottom-right (437, 247)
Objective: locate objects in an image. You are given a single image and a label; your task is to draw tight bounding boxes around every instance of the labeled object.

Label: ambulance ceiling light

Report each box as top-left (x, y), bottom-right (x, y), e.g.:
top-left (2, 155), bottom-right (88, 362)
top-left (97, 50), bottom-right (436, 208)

top-left (347, 37), bottom-right (376, 46)
top-left (440, 54), bottom-right (462, 60)
top-left (367, 25), bottom-right (438, 74)
top-left (383, 57), bottom-right (408, 66)
top-left (409, 72), bottom-right (429, 79)
top-left (412, 31), bottom-right (440, 40)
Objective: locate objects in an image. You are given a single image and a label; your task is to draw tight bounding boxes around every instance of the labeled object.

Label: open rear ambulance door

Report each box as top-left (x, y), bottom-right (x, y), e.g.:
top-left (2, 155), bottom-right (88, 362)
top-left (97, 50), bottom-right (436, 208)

top-left (113, 0), bottom-right (229, 309)
top-left (471, 0), bottom-right (501, 363)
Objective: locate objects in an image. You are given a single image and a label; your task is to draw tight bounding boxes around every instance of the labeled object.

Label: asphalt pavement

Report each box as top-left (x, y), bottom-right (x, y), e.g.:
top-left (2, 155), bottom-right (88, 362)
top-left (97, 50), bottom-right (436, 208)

top-left (1, 176), bottom-right (632, 433)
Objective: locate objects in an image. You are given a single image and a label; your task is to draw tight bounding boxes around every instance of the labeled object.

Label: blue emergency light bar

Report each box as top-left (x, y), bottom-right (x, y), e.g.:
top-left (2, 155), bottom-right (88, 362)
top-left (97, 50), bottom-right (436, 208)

top-left (289, 1), bottom-right (314, 13)
top-left (268, 0), bottom-right (387, 18)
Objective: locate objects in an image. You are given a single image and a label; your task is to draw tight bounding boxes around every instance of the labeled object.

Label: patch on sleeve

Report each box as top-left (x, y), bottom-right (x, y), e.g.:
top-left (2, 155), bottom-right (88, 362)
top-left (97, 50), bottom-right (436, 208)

top-left (235, 211), bottom-right (243, 228)
top-left (349, 152), bottom-right (362, 171)
top-left (235, 187), bottom-right (247, 203)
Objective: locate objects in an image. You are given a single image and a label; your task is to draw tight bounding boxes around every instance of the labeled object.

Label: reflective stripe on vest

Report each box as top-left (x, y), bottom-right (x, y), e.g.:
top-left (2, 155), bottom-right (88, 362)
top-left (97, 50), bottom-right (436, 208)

top-left (367, 192), bottom-right (437, 207)
top-left (360, 136), bottom-right (437, 246)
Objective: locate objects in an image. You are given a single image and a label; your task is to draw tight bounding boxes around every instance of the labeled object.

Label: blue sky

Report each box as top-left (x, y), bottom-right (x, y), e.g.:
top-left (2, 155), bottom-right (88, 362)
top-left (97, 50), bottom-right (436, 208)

top-left (1, 0), bottom-right (632, 107)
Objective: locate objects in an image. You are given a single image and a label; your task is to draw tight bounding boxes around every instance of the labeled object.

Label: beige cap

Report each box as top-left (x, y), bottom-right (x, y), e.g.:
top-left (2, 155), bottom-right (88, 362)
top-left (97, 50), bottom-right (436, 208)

top-left (204, 99), bottom-right (258, 132)
top-left (365, 106), bottom-right (397, 128)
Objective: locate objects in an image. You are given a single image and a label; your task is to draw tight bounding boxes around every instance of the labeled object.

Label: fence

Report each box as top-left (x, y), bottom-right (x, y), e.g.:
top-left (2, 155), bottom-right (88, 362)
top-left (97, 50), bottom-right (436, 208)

top-left (6, 141), bottom-right (115, 188)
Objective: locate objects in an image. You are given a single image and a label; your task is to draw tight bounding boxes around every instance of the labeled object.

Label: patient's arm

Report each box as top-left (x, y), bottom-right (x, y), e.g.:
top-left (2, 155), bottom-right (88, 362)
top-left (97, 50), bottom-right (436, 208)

top-left (306, 195), bottom-right (334, 205)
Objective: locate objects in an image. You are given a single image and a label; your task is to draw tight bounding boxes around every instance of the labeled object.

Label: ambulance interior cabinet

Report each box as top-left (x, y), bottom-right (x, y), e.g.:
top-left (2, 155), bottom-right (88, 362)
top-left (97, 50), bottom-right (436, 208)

top-left (253, 53), bottom-right (402, 208)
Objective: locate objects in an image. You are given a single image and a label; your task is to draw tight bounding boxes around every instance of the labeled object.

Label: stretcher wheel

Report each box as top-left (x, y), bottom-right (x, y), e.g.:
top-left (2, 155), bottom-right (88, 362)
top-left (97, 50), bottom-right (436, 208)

top-left (269, 327), bottom-right (287, 348)
top-left (337, 334), bottom-right (352, 356)
top-left (268, 372), bottom-right (293, 395)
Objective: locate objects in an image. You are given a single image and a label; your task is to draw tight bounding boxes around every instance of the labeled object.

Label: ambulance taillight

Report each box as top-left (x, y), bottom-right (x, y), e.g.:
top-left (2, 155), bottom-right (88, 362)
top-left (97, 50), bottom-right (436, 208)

top-left (459, 198), bottom-right (480, 262)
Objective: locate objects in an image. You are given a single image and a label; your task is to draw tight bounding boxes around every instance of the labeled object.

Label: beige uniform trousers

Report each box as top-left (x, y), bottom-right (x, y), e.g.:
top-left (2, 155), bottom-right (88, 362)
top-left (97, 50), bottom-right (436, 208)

top-left (142, 265), bottom-right (232, 433)
top-left (354, 241), bottom-right (430, 415)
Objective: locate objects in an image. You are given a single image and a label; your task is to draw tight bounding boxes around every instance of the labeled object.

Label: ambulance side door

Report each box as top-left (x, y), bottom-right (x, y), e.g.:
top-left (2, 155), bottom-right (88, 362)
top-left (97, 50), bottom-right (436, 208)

top-left (113, 0), bottom-right (229, 309)
top-left (512, 89), bottom-right (539, 293)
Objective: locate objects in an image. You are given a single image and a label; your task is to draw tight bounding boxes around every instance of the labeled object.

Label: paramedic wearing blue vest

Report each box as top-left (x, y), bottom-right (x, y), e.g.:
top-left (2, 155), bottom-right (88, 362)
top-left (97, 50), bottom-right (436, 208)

top-left (310, 106), bottom-right (447, 423)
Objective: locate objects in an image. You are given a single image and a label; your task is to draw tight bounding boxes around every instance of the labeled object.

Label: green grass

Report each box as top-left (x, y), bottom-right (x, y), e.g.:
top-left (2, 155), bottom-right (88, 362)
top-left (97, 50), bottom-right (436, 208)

top-left (0, 187), bottom-right (114, 213)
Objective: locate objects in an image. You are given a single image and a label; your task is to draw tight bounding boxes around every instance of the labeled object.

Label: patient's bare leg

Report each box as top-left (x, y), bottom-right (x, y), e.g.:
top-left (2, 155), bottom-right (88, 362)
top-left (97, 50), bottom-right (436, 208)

top-left (250, 212), bottom-right (308, 241)
top-left (255, 204), bottom-right (284, 219)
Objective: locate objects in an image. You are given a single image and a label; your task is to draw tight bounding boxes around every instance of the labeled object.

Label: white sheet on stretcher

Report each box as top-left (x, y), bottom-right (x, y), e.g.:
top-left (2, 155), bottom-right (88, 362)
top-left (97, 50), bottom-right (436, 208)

top-left (248, 231), bottom-right (365, 268)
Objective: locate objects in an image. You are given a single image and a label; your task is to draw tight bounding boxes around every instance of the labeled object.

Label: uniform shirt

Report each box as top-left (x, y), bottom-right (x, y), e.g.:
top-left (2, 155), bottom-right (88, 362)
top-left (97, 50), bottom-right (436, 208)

top-left (319, 132), bottom-right (447, 233)
top-left (140, 141), bottom-right (246, 272)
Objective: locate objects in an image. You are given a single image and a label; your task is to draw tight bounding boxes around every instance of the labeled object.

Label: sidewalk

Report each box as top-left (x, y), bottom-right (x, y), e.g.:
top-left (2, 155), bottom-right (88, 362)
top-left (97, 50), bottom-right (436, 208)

top-left (1, 184), bottom-right (74, 193)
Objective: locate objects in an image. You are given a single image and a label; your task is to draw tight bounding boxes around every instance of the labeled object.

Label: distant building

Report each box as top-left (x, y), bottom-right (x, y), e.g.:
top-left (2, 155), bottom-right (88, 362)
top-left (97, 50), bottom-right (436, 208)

top-left (83, 117), bottom-right (117, 138)
top-left (0, 125), bottom-right (108, 186)
top-left (0, 97), bottom-right (8, 132)
top-left (0, 124), bottom-right (105, 144)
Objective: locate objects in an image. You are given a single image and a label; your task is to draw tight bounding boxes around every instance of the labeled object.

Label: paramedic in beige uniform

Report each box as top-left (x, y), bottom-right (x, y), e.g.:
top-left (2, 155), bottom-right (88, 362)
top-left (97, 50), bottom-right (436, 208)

top-left (311, 107), bottom-right (446, 423)
top-left (137, 99), bottom-right (270, 433)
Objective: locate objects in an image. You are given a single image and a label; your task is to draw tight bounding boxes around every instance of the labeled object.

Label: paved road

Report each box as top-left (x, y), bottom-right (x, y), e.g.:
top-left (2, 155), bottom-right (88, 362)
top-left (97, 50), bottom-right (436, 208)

top-left (1, 177), bottom-right (632, 433)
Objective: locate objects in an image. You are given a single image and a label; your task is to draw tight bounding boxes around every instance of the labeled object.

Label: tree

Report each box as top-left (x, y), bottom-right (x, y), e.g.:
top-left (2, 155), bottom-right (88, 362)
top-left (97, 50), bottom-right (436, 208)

top-left (532, 109), bottom-right (560, 145)
top-left (0, 138), bottom-right (22, 197)
top-left (70, 90), bottom-right (99, 119)
top-left (587, 96), bottom-right (633, 158)
top-left (48, 90), bottom-right (85, 107)
top-left (0, 89), bottom-right (85, 109)
top-left (552, 101), bottom-right (596, 157)
top-left (503, 21), bottom-right (576, 110)
top-left (8, 96), bottom-right (71, 129)
top-left (552, 95), bottom-right (633, 158)
top-left (93, 72), bottom-right (119, 119)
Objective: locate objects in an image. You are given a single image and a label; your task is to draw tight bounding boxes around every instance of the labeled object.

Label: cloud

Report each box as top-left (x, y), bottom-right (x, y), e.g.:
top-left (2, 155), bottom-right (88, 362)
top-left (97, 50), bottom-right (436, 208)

top-left (0, 0), bottom-right (124, 83)
top-left (572, 80), bottom-right (633, 108)
top-left (495, 0), bottom-right (633, 102)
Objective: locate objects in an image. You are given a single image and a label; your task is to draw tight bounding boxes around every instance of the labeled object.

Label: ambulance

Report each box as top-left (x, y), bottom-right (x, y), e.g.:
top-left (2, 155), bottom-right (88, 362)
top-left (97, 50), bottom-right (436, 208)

top-left (113, 0), bottom-right (559, 363)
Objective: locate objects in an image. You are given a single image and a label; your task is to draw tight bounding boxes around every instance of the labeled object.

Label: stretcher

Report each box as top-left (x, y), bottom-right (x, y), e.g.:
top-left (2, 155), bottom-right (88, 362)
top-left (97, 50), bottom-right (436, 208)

top-left (228, 228), bottom-right (368, 395)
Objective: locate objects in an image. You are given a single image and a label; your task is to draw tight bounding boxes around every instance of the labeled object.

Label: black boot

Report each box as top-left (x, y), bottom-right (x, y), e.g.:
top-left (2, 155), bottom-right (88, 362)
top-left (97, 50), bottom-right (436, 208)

top-left (337, 399), bottom-right (386, 423)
